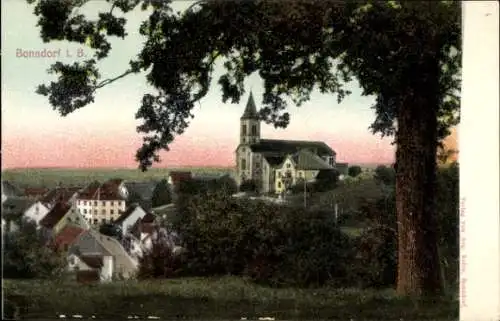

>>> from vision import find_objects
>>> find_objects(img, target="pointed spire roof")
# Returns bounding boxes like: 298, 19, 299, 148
240, 91, 259, 120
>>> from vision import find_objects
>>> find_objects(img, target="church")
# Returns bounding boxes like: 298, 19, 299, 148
235, 92, 338, 194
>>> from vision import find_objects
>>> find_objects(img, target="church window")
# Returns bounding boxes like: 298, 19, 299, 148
251, 125, 257, 135
286, 163, 291, 169
277, 181, 282, 189
241, 124, 247, 136
255, 162, 260, 169
241, 159, 247, 170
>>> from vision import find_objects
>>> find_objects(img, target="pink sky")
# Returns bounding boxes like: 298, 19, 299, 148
2, 130, 396, 169
2, 0, 398, 170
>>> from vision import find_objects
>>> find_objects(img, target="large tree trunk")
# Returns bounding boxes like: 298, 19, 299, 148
395, 58, 444, 296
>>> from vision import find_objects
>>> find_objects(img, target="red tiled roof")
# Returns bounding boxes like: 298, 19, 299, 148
169, 171, 192, 184
77, 179, 125, 201
24, 187, 49, 198
39, 202, 72, 229
79, 254, 104, 269
53, 225, 85, 251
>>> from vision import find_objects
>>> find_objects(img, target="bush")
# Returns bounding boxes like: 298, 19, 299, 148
3, 220, 67, 279
239, 179, 258, 193
176, 193, 355, 287
353, 226, 397, 288
152, 179, 172, 207
348, 166, 362, 178
137, 232, 184, 279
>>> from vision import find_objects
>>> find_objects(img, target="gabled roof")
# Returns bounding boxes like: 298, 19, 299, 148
241, 91, 259, 120
114, 203, 144, 225
24, 187, 49, 198
2, 181, 24, 197
41, 187, 80, 206
53, 225, 85, 251
291, 149, 334, 170
335, 162, 349, 174
264, 155, 286, 167
78, 179, 125, 201
124, 181, 157, 200
39, 202, 72, 229
250, 139, 335, 156
2, 197, 35, 217
168, 171, 192, 185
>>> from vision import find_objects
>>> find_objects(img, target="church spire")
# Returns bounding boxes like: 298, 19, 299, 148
240, 91, 259, 120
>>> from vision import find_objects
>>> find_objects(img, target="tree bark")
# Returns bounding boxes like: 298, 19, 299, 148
395, 57, 444, 296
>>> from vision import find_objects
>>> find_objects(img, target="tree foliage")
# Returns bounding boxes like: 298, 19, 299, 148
151, 179, 172, 207
3, 219, 67, 279
348, 166, 363, 178
28, 0, 461, 296
28, 0, 459, 170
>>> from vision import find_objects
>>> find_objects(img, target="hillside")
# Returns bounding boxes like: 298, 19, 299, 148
1, 167, 236, 188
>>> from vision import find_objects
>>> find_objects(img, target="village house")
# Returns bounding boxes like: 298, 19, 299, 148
40, 187, 81, 209
235, 92, 338, 194
69, 229, 138, 279
1, 197, 36, 233
1, 181, 24, 204
113, 203, 148, 237
67, 253, 114, 283
39, 201, 89, 238
76, 179, 128, 225
124, 181, 158, 211
23, 187, 50, 199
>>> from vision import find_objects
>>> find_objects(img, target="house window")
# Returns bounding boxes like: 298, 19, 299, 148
241, 159, 246, 170
286, 163, 291, 168
94, 209, 98, 214
102, 209, 106, 214
251, 124, 257, 135
255, 162, 260, 169
83, 209, 87, 214
93, 219, 98, 225
298, 172, 303, 178
102, 201, 106, 206
278, 172, 282, 178
242, 137, 246, 143
111, 201, 114, 206
94, 201, 98, 206
110, 209, 114, 215
278, 181, 282, 189
241, 124, 247, 136
84, 201, 87, 206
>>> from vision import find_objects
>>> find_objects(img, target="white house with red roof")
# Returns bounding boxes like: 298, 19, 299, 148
75, 179, 128, 225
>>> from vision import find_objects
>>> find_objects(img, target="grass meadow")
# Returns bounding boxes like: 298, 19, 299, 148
4, 277, 458, 320
1, 167, 236, 188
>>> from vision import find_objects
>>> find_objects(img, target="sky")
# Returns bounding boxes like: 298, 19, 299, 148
2, 0, 405, 169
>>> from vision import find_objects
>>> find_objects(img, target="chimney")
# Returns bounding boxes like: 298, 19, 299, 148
101, 256, 113, 282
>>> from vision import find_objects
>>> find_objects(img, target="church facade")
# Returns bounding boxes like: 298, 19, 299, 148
235, 92, 337, 194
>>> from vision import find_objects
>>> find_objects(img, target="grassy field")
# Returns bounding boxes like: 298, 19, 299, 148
4, 277, 458, 320
2, 167, 235, 189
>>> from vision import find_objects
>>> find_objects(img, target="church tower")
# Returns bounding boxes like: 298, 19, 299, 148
236, 91, 261, 189
240, 91, 260, 144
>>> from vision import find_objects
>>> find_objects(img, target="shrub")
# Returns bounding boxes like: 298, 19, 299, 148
353, 226, 397, 288
177, 193, 355, 287
152, 179, 173, 207
239, 179, 258, 193
348, 166, 362, 177
3, 220, 67, 279
136, 237, 184, 279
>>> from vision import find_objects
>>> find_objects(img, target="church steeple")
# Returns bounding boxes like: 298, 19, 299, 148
240, 91, 259, 120
239, 91, 261, 145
